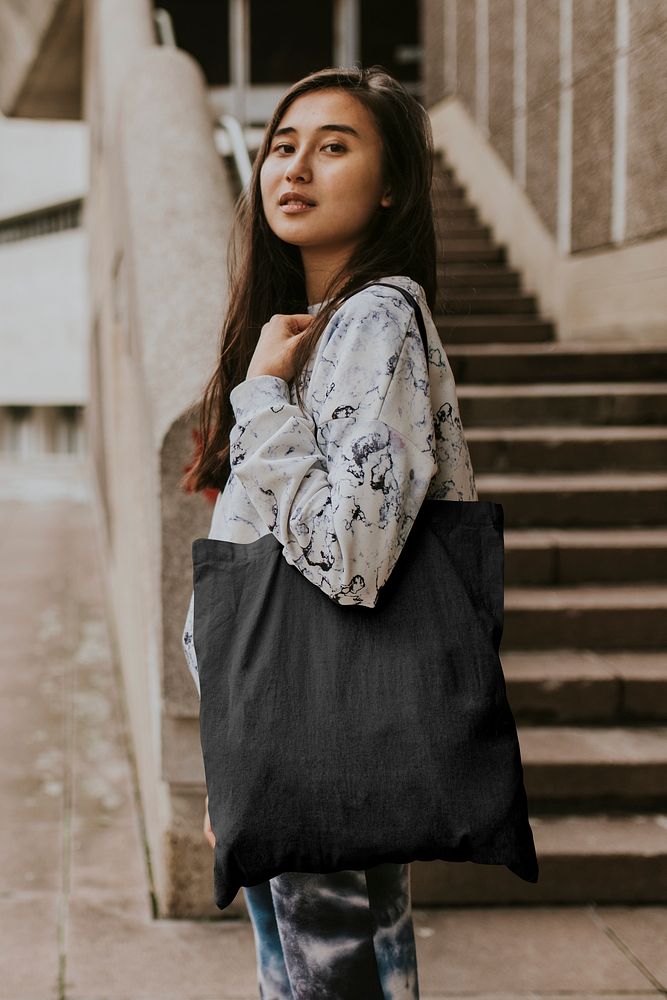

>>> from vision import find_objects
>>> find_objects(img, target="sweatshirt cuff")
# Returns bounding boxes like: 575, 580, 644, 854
229, 375, 291, 420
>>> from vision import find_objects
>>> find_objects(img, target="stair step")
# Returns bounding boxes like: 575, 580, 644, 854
438, 314, 554, 340
438, 265, 522, 288
466, 425, 667, 472
440, 223, 492, 240
412, 813, 667, 903
459, 381, 667, 422
433, 181, 467, 199
433, 167, 457, 184
431, 187, 468, 207
441, 244, 506, 262
503, 525, 667, 584
446, 340, 667, 382
476, 470, 667, 526
440, 238, 505, 252
435, 206, 478, 224
517, 724, 667, 807
437, 291, 537, 314
432, 159, 458, 179
438, 317, 554, 343
501, 583, 667, 649
437, 196, 473, 212
502, 650, 667, 723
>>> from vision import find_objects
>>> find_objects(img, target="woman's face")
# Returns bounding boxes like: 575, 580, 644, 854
260, 88, 391, 257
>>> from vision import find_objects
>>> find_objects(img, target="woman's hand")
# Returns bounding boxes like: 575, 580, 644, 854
246, 313, 314, 382
203, 794, 215, 849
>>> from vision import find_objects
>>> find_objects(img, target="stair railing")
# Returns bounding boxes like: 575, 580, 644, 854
153, 7, 176, 47
216, 113, 254, 191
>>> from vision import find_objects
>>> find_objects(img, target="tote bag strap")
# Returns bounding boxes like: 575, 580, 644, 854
350, 280, 429, 361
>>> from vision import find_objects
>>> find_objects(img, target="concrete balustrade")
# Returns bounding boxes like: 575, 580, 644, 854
86, 0, 240, 915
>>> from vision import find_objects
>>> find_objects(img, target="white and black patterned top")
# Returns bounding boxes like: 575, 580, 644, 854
182, 275, 478, 696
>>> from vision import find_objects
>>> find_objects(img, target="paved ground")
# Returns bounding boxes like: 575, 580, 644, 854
0, 456, 665, 1000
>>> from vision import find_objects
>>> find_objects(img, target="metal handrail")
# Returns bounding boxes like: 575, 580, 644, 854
217, 113, 254, 190
153, 7, 176, 46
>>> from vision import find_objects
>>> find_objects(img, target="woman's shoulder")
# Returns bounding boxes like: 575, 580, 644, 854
308, 275, 428, 405
339, 274, 425, 313
323, 275, 426, 340
317, 275, 419, 352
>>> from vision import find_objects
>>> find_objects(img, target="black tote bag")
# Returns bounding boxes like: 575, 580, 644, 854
192, 282, 539, 910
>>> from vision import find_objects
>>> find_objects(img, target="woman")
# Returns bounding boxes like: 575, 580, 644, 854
182, 65, 477, 1000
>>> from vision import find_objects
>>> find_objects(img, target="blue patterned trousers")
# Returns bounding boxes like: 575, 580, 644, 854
243, 863, 420, 999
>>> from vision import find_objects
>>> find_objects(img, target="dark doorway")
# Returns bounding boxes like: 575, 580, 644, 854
156, 0, 230, 85
361, 0, 420, 85
250, 0, 334, 83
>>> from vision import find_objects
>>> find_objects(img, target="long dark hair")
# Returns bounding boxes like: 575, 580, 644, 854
181, 64, 437, 494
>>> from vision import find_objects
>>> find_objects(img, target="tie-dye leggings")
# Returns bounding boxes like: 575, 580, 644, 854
242, 862, 420, 999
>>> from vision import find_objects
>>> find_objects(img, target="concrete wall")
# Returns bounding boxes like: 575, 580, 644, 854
0, 117, 89, 409
0, 229, 88, 405
0, 117, 87, 217
421, 0, 667, 342
84, 0, 241, 916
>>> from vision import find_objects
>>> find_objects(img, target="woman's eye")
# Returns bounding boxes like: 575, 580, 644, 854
272, 142, 346, 154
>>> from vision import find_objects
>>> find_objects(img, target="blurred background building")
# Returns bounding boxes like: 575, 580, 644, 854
1, 0, 666, 922
0, 116, 87, 456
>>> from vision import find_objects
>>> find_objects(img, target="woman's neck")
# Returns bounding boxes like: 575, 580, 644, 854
302, 244, 354, 307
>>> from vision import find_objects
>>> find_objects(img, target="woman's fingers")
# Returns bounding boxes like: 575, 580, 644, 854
288, 313, 315, 334
247, 312, 315, 381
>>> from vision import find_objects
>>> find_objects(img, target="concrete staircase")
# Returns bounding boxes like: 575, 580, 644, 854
419, 150, 667, 904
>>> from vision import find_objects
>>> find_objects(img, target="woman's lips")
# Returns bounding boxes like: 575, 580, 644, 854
279, 201, 317, 214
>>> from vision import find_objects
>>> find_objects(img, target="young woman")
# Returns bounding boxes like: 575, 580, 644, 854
182, 65, 477, 1000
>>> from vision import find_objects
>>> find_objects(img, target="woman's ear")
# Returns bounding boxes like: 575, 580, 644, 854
380, 188, 392, 208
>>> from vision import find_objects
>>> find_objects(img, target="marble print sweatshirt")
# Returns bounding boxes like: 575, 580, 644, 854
182, 274, 478, 697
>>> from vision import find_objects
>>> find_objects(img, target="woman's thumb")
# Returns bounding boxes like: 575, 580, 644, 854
290, 313, 315, 334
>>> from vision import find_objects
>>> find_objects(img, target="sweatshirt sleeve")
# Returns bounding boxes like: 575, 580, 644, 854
182, 590, 200, 698
227, 285, 438, 608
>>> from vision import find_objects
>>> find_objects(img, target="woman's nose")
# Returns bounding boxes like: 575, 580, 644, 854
286, 156, 311, 182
